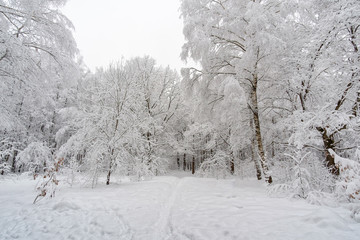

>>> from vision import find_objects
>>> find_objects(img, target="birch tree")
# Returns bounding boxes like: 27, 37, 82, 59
180, 0, 286, 183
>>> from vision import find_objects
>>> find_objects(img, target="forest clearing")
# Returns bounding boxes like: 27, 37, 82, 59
1, 172, 359, 240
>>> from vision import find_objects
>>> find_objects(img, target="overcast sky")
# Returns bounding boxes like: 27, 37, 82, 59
62, 0, 185, 72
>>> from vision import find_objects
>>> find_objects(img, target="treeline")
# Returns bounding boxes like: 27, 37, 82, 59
178, 0, 360, 201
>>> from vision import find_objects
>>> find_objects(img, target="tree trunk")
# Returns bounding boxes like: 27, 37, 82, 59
317, 127, 339, 175
230, 157, 235, 175
11, 150, 18, 173
192, 155, 195, 174
177, 152, 180, 169
353, 90, 360, 117
250, 118, 262, 180
106, 169, 111, 185
183, 152, 186, 171
106, 156, 113, 185
146, 131, 152, 166
251, 73, 272, 184
106, 149, 115, 185
229, 150, 235, 175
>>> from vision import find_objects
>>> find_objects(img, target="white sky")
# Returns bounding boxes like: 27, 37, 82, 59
62, 0, 185, 72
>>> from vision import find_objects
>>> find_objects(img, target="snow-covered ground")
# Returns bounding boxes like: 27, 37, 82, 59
1, 173, 359, 240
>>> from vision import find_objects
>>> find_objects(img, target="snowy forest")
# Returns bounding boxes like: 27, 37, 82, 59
1, 0, 360, 239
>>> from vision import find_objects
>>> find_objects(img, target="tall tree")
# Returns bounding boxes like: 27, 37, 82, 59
180, 0, 287, 183
0, 0, 80, 173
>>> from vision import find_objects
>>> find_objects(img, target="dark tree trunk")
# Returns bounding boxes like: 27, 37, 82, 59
183, 152, 186, 171
106, 157, 113, 185
230, 159, 235, 175
177, 153, 180, 169
230, 151, 235, 175
353, 91, 360, 117
106, 170, 111, 185
146, 131, 152, 167
317, 127, 339, 175
192, 155, 195, 174
12, 150, 18, 173
106, 149, 115, 185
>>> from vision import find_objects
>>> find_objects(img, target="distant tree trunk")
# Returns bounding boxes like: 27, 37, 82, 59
106, 170, 111, 185
230, 159, 235, 175
192, 135, 195, 174
183, 151, 186, 171
177, 152, 180, 169
192, 155, 195, 174
250, 70, 272, 184
11, 150, 18, 173
230, 151, 235, 175
146, 131, 152, 167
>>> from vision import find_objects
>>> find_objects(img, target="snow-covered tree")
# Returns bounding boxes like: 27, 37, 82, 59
58, 61, 143, 186
180, 0, 289, 183
58, 57, 181, 185
0, 0, 80, 173
16, 142, 53, 176
129, 57, 181, 176
279, 0, 360, 174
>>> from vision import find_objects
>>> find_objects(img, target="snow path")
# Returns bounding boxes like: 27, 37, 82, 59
0, 175, 359, 240
152, 177, 181, 239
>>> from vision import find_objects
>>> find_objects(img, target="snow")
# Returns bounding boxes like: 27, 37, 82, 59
1, 174, 359, 240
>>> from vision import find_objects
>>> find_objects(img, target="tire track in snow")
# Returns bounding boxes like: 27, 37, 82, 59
152, 177, 186, 240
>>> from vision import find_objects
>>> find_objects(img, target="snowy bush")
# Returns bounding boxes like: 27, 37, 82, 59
328, 149, 360, 202
286, 152, 312, 198
267, 184, 294, 198
86, 149, 107, 188
269, 150, 334, 200
132, 158, 155, 181
59, 155, 83, 187
269, 151, 311, 198
197, 150, 230, 179
347, 203, 360, 223
306, 191, 338, 207
33, 158, 64, 204
16, 142, 53, 177
0, 162, 11, 175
